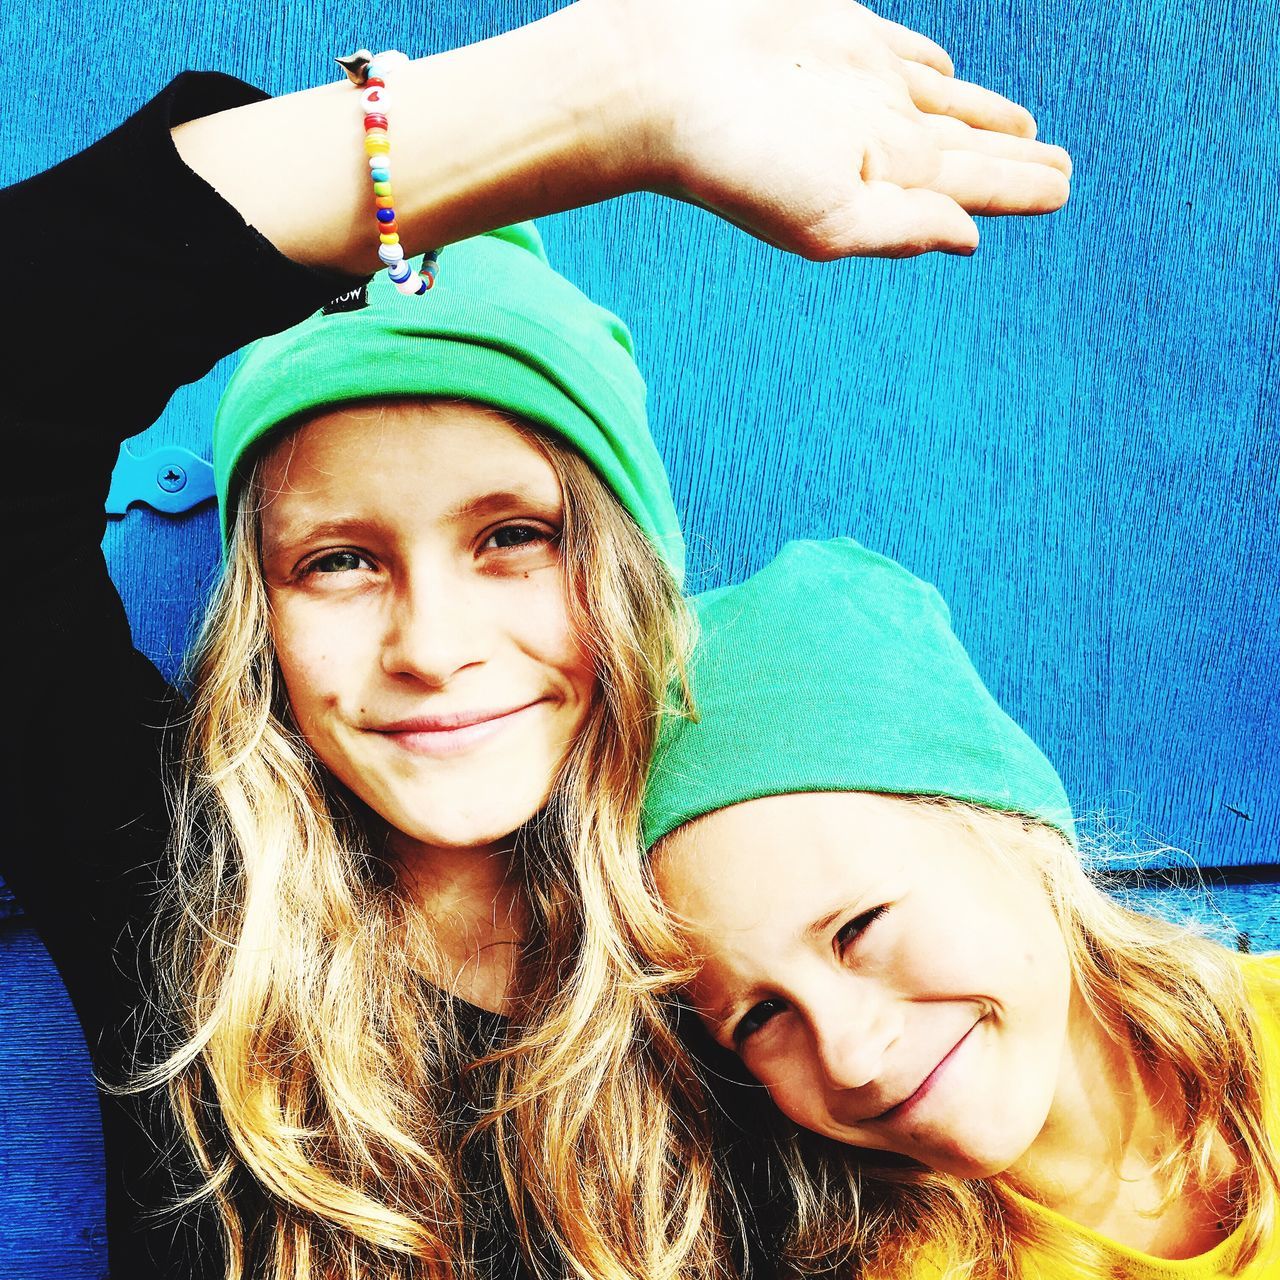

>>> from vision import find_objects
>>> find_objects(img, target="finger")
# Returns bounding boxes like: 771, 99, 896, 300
928, 114, 1072, 177
901, 62, 1039, 139
835, 182, 979, 258
872, 16, 955, 78
927, 151, 1070, 216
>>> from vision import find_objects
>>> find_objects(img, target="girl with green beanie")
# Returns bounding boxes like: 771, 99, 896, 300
1, 3, 1072, 1279
644, 539, 1279, 1279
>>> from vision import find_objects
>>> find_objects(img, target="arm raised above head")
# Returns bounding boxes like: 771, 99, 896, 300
174, 0, 1072, 271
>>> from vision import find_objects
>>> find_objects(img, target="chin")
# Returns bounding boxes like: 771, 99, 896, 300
928, 1152, 1013, 1180
391, 814, 513, 852
921, 1131, 1032, 1181
393, 793, 550, 852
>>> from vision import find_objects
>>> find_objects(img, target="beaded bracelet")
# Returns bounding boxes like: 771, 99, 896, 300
337, 48, 441, 296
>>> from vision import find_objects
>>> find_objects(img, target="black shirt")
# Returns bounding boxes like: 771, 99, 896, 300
0, 72, 788, 1280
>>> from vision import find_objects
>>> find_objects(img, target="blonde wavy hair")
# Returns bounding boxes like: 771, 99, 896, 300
723, 799, 1280, 1279
138, 407, 731, 1280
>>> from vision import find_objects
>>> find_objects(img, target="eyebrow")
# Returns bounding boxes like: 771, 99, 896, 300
261, 516, 379, 558
443, 487, 562, 523
708, 997, 747, 1042
261, 487, 562, 555
806, 901, 855, 941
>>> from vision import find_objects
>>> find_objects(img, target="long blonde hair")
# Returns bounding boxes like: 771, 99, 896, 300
140, 408, 730, 1280
756, 800, 1280, 1278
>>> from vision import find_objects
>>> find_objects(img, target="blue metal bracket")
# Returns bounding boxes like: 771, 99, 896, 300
105, 444, 216, 517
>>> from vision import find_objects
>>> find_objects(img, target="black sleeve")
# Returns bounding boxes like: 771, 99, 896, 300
0, 72, 363, 1042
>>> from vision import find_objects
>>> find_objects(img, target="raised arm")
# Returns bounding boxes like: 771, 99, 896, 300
175, 0, 1071, 269
0, 73, 359, 1008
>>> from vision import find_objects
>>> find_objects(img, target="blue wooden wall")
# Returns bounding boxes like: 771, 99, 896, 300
0, 0, 1275, 1273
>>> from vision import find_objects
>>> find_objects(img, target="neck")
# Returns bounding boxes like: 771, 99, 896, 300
1009, 985, 1235, 1258
388, 831, 527, 1015
1013, 986, 1161, 1200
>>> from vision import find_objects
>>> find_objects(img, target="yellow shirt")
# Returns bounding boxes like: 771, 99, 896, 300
1007, 954, 1280, 1280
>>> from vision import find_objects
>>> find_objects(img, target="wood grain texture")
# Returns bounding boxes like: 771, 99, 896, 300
0, 925, 108, 1278
0, 0, 1274, 1273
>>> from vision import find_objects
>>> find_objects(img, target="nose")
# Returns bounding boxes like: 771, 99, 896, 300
809, 991, 900, 1093
379, 562, 490, 686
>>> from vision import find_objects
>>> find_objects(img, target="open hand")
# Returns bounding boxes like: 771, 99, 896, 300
623, 0, 1071, 257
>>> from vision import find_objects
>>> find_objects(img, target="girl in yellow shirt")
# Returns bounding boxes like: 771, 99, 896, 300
642, 540, 1280, 1279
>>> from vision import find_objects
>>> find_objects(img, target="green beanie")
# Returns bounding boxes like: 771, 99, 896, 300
642, 538, 1074, 847
213, 224, 684, 580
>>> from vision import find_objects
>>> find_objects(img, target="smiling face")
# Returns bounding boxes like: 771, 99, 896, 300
256, 401, 597, 858
653, 791, 1074, 1179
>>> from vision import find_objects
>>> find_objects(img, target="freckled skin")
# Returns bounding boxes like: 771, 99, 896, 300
654, 792, 1073, 1179
257, 402, 597, 860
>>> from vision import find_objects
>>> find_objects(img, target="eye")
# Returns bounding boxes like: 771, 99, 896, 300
481, 522, 558, 552
835, 904, 888, 956
301, 549, 375, 575
733, 997, 788, 1046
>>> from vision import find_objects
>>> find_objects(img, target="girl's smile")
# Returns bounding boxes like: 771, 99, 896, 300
258, 400, 597, 858
653, 789, 1073, 1179
369, 701, 550, 757
860, 1013, 984, 1126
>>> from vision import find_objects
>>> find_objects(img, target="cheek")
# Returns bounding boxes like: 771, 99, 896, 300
270, 600, 370, 722
759, 1058, 832, 1133
983, 879, 1071, 1013
506, 573, 596, 695
747, 1037, 827, 1127
901, 868, 1059, 995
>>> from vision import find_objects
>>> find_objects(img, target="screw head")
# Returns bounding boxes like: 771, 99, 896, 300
157, 464, 187, 493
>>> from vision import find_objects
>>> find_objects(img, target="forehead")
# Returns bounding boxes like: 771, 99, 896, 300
655, 792, 909, 935
256, 400, 561, 524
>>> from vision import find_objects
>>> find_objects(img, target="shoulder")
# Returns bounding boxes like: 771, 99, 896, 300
1236, 953, 1280, 1096
1238, 952, 1280, 1016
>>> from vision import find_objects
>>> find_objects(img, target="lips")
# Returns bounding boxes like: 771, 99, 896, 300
369, 700, 544, 757
376, 703, 539, 733
864, 1018, 983, 1124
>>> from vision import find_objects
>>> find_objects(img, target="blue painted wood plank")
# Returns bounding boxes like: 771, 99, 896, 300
1124, 876, 1280, 957
1, 0, 1270, 866
0, 925, 107, 1278
0, 1, 1275, 1275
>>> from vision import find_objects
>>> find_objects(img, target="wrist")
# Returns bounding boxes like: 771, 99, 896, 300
172, 2, 675, 275
383, 2, 664, 247
565, 0, 673, 194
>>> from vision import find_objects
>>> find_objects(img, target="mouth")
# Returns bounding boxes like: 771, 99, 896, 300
865, 1017, 983, 1125
370, 700, 544, 757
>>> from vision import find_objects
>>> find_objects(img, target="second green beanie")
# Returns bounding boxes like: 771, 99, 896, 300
643, 539, 1075, 847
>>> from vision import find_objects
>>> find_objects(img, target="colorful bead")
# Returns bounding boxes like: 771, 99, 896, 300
348, 49, 439, 298
368, 51, 408, 79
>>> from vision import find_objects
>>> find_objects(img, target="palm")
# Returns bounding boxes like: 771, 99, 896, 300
642, 0, 1071, 258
